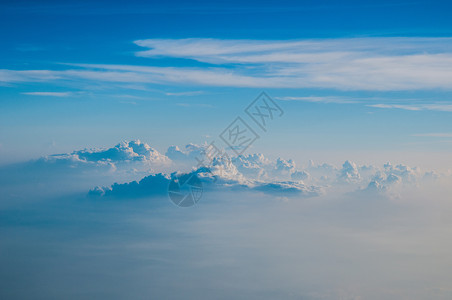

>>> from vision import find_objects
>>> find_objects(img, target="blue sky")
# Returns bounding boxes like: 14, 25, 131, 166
1, 0, 452, 167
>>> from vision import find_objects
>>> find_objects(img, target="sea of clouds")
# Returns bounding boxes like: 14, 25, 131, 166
1, 140, 452, 299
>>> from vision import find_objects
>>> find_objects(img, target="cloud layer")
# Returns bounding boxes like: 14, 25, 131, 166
0, 139, 444, 201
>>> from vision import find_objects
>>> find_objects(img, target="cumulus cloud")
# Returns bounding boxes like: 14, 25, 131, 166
90, 164, 321, 199
338, 160, 361, 182
291, 170, 310, 181
89, 147, 326, 199
85, 141, 442, 200
0, 140, 172, 200
73, 140, 169, 164
17, 139, 429, 197
32, 140, 170, 176
254, 181, 320, 196
89, 173, 171, 198
231, 154, 270, 179
165, 143, 206, 162
355, 162, 423, 196
365, 172, 401, 193
274, 157, 296, 175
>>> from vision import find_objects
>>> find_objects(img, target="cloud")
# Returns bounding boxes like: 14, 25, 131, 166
73, 140, 169, 164
338, 160, 361, 183
291, 170, 310, 181
31, 140, 170, 174
132, 37, 452, 90
175, 102, 213, 108
278, 96, 452, 113
231, 154, 270, 179
273, 157, 296, 178
89, 149, 324, 199
90, 164, 321, 199
86, 141, 442, 200
3, 37, 452, 91
0, 66, 281, 88
0, 140, 442, 201
276, 96, 358, 104
21, 91, 73, 97
133, 37, 452, 63
165, 91, 204, 96
89, 173, 171, 198
365, 172, 401, 193
359, 162, 422, 195
254, 181, 320, 196
0, 140, 172, 200
368, 103, 452, 112
165, 143, 207, 162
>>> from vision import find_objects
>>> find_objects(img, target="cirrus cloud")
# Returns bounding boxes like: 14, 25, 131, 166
2, 37, 452, 91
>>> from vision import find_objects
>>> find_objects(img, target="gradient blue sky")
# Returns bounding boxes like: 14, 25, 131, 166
1, 0, 452, 168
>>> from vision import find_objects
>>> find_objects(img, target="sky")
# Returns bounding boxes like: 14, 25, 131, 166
1, 0, 452, 168
2, 1, 452, 299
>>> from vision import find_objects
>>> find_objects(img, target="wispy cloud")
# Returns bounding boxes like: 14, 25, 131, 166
22, 91, 73, 97
133, 37, 452, 63
368, 104, 423, 111
3, 37, 452, 91
276, 96, 358, 104
278, 96, 452, 113
175, 102, 213, 108
369, 103, 452, 112
165, 91, 204, 96
132, 37, 452, 90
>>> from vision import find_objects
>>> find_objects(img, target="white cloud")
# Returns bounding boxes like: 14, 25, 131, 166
338, 160, 361, 182
86, 141, 442, 199
133, 37, 452, 63
291, 170, 310, 181
22, 91, 73, 97
165, 91, 204, 96
89, 173, 171, 198
91, 162, 321, 199
132, 37, 452, 90
165, 143, 207, 162
276, 96, 358, 104
369, 103, 452, 112
278, 96, 452, 112
232, 154, 270, 179
74, 140, 169, 163
0, 140, 172, 199
254, 180, 321, 196
3, 37, 452, 91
